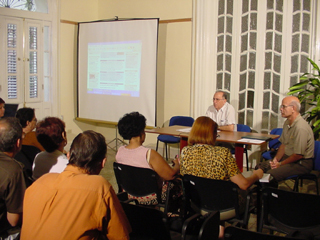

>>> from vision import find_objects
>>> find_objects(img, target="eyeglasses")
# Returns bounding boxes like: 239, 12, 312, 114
280, 105, 293, 109
213, 98, 225, 101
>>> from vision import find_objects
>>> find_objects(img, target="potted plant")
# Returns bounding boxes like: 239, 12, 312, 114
288, 58, 320, 140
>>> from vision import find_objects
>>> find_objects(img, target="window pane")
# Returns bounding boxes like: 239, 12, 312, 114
29, 76, 38, 98
29, 27, 37, 50
44, 77, 50, 102
8, 76, 17, 99
0, 0, 48, 13
8, 50, 17, 73
30, 52, 37, 74
7, 24, 17, 48
263, 92, 270, 109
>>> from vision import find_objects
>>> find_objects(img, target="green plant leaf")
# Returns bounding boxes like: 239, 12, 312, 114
308, 58, 320, 73
289, 81, 309, 90
288, 89, 304, 95
288, 58, 320, 139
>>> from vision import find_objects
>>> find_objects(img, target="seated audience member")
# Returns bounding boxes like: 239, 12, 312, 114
21, 130, 131, 240
0, 98, 5, 118
206, 91, 236, 131
180, 116, 263, 238
180, 116, 263, 190
116, 112, 180, 204
32, 117, 68, 180
0, 117, 26, 240
256, 96, 314, 182
14, 108, 42, 181
15, 107, 44, 151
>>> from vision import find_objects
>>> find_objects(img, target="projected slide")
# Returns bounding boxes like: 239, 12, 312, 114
87, 40, 142, 97
77, 19, 158, 126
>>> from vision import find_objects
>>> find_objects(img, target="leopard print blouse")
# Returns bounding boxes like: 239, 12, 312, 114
180, 144, 240, 180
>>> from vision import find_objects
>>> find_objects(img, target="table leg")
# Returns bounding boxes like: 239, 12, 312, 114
180, 137, 188, 153
235, 144, 244, 172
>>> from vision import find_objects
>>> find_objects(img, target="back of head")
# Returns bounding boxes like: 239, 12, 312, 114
36, 117, 66, 152
0, 98, 5, 104
0, 117, 22, 152
118, 111, 146, 140
188, 116, 217, 146
68, 130, 107, 174
15, 107, 35, 128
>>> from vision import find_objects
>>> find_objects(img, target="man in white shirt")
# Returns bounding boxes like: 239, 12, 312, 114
206, 91, 236, 131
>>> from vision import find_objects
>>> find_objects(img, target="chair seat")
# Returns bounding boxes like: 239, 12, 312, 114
261, 151, 274, 160
157, 134, 180, 144
284, 140, 320, 195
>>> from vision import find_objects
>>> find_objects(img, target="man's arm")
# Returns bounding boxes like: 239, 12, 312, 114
222, 103, 236, 132
7, 212, 21, 227
273, 144, 285, 162
218, 124, 234, 132
271, 144, 303, 169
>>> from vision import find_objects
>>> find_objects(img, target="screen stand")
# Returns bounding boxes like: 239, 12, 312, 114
107, 125, 127, 152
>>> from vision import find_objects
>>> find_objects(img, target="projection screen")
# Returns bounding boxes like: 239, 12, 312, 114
77, 19, 158, 127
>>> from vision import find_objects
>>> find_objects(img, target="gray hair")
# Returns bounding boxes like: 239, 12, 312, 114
215, 90, 228, 100
0, 117, 22, 152
290, 100, 301, 112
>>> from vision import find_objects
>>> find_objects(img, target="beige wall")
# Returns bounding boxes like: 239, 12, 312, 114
59, 0, 192, 150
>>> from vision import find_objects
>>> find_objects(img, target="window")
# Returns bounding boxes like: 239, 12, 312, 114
0, 0, 57, 119
0, 0, 48, 13
192, 0, 316, 133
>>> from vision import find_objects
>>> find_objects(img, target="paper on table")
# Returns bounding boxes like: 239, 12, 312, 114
242, 171, 271, 183
237, 138, 265, 144
177, 128, 192, 132
260, 173, 271, 182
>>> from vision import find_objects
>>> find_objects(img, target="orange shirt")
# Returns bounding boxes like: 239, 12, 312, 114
21, 165, 131, 240
22, 131, 45, 151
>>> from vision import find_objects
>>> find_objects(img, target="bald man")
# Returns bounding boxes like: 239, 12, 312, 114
257, 96, 314, 181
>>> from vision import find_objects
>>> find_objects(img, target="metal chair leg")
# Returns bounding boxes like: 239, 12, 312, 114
164, 143, 168, 160
245, 149, 249, 171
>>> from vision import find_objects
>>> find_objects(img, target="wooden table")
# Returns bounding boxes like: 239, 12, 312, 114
146, 125, 280, 172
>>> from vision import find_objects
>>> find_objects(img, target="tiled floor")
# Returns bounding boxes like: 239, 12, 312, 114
100, 147, 319, 234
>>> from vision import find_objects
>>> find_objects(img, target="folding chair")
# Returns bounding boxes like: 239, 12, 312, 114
182, 174, 255, 229
121, 201, 220, 240
258, 187, 320, 238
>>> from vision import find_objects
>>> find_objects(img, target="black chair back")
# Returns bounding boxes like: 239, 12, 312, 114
121, 202, 172, 240
121, 201, 220, 240
113, 162, 162, 203
260, 187, 320, 236
183, 174, 239, 214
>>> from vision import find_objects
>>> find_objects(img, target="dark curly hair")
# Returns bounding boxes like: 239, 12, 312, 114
15, 108, 35, 128
118, 112, 146, 140
36, 117, 66, 153
68, 130, 107, 174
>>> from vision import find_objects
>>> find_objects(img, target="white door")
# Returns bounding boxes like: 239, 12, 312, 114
0, 16, 52, 120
